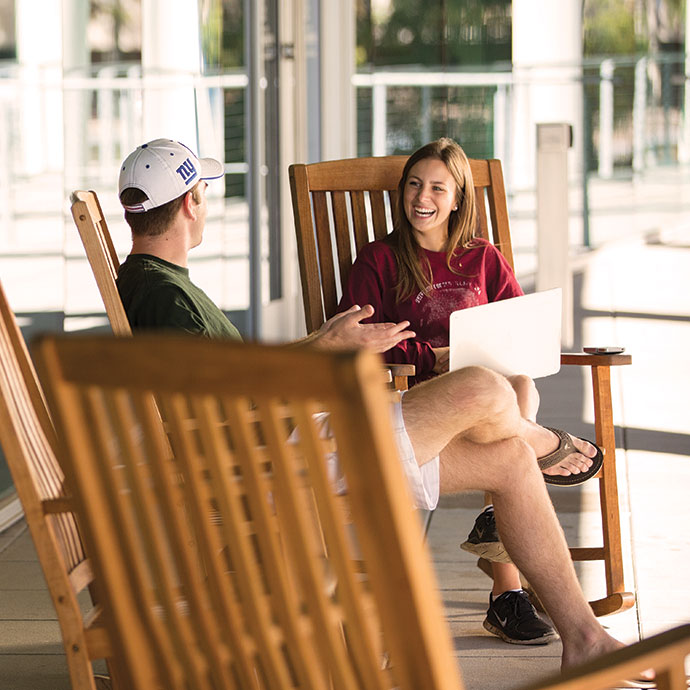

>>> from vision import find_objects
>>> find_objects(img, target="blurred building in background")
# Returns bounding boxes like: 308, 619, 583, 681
0, 0, 688, 521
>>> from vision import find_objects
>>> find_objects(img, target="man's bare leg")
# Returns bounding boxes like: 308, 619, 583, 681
494, 375, 539, 597
401, 369, 635, 669
402, 366, 524, 461
403, 366, 597, 475
436, 436, 624, 668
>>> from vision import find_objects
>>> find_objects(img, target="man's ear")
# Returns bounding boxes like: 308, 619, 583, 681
181, 190, 196, 220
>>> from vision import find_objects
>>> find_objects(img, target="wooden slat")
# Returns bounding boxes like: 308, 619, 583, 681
389, 188, 400, 217
312, 191, 339, 321
331, 191, 354, 305
42, 496, 75, 514
301, 156, 408, 191
485, 159, 514, 268
289, 164, 326, 332
370, 189, 389, 240
289, 400, 389, 690
98, 389, 188, 689
190, 396, 272, 687
350, 190, 370, 253
163, 394, 258, 688
568, 547, 605, 561
262, 398, 362, 689
82, 608, 113, 659
143, 393, 236, 689
474, 187, 490, 241
70, 191, 131, 336
220, 396, 308, 688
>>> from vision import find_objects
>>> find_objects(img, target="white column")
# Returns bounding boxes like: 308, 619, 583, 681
598, 59, 614, 179
536, 123, 573, 348
15, 0, 63, 174
493, 84, 509, 186
371, 81, 387, 156
511, 0, 582, 190
141, 0, 202, 147
320, 0, 355, 160
632, 57, 648, 173
62, 0, 90, 190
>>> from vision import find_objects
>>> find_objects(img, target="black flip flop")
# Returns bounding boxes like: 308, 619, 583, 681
538, 427, 604, 487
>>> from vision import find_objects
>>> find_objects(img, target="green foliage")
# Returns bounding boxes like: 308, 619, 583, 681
220, 0, 244, 69
357, 0, 511, 68
201, 0, 223, 69
583, 0, 640, 55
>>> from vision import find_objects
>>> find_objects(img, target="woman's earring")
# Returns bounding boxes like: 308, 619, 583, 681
453, 206, 458, 211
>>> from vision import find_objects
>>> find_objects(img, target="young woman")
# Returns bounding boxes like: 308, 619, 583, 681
338, 138, 599, 646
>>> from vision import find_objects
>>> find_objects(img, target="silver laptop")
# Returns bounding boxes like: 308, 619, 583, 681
449, 288, 562, 379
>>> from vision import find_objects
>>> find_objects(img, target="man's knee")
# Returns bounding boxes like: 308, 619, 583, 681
491, 437, 539, 484
509, 373, 535, 395
448, 365, 516, 415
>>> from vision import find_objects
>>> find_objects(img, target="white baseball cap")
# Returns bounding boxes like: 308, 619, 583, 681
119, 138, 224, 213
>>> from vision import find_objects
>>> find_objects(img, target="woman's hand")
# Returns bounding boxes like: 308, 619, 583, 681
432, 346, 450, 374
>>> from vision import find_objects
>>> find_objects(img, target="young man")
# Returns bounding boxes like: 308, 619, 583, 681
117, 138, 412, 351
115, 139, 650, 681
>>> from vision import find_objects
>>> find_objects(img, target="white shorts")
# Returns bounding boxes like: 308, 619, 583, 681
310, 394, 440, 512
391, 391, 440, 511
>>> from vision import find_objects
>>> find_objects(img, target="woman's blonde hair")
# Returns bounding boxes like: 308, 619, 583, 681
386, 137, 478, 302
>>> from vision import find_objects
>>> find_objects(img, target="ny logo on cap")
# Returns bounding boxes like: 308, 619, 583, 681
176, 158, 198, 185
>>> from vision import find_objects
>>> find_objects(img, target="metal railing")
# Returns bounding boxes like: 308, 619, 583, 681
354, 53, 689, 193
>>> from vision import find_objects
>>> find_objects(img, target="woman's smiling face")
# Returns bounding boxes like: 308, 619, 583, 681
402, 157, 458, 250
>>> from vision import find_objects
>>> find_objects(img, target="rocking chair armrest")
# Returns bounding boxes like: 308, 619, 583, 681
386, 363, 415, 392
561, 352, 632, 367
387, 363, 416, 378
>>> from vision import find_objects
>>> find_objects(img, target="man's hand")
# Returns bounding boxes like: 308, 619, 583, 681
312, 304, 415, 353
431, 346, 450, 374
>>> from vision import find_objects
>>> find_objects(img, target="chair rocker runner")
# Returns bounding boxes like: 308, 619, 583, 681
35, 333, 690, 690
289, 154, 634, 617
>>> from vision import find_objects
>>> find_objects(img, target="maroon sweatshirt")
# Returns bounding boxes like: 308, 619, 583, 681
338, 238, 523, 384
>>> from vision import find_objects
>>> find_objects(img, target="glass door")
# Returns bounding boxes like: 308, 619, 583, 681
199, 0, 301, 341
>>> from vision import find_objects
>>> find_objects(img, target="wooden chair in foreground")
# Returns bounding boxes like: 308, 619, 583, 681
289, 155, 634, 616
0, 280, 120, 689
35, 333, 689, 690
70, 190, 131, 336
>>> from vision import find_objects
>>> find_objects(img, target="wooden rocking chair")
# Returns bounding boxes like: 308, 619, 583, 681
35, 332, 689, 690
0, 279, 121, 689
289, 155, 634, 616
